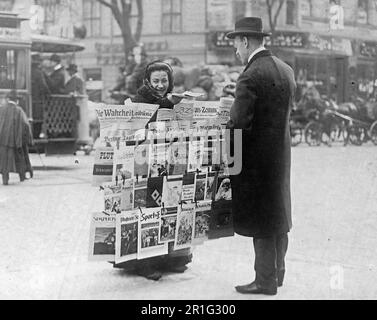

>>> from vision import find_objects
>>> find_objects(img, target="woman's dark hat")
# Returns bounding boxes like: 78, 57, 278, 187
226, 17, 271, 39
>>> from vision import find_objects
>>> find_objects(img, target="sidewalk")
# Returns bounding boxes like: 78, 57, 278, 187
0, 146, 377, 299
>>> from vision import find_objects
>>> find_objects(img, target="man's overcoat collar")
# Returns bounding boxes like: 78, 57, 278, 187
243, 49, 273, 72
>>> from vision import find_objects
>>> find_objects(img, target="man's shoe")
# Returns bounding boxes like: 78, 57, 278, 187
235, 282, 277, 295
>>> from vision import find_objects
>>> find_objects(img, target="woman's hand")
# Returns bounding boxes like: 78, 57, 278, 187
167, 93, 184, 105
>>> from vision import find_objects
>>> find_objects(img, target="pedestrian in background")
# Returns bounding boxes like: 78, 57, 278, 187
126, 45, 149, 96
64, 64, 85, 95
46, 54, 65, 94
31, 53, 50, 139
226, 17, 296, 295
0, 91, 33, 185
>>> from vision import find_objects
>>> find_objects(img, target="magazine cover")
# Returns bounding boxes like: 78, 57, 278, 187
181, 172, 196, 202
138, 207, 168, 259
188, 138, 204, 172
156, 108, 174, 122
112, 145, 135, 185
120, 179, 134, 211
214, 175, 232, 202
205, 171, 216, 201
218, 97, 233, 124
174, 202, 195, 250
134, 142, 150, 178
88, 212, 117, 261
161, 175, 183, 208
148, 121, 168, 140
159, 207, 178, 243
92, 147, 114, 186
103, 183, 122, 214
115, 210, 139, 264
202, 133, 222, 167
193, 200, 212, 245
146, 176, 164, 208
167, 141, 188, 175
134, 177, 148, 209
173, 99, 194, 121
149, 143, 169, 178
194, 173, 206, 201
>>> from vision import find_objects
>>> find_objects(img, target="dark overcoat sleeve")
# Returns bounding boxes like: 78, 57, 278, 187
227, 71, 258, 130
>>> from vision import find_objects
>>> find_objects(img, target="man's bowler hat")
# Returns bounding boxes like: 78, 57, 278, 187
226, 17, 271, 39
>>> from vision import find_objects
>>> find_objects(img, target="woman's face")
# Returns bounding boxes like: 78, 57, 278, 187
150, 70, 169, 97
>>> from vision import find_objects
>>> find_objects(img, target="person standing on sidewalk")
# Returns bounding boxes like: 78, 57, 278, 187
113, 61, 189, 281
226, 17, 296, 295
0, 91, 33, 185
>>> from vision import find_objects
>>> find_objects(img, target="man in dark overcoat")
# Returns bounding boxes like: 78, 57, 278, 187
46, 54, 65, 94
226, 17, 296, 295
64, 64, 85, 95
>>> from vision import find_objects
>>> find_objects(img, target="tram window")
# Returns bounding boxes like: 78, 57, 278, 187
0, 48, 27, 90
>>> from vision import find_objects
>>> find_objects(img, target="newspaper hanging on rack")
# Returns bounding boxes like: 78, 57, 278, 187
88, 212, 117, 261
138, 207, 168, 259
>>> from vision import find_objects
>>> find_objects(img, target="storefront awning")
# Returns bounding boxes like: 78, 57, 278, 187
31, 34, 85, 53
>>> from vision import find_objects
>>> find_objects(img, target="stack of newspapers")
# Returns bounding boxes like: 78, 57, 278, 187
88, 99, 234, 263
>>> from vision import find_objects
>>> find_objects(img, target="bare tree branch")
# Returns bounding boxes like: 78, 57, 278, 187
96, 0, 144, 58
97, 0, 113, 9
265, 0, 286, 35
134, 0, 143, 42
273, 0, 286, 28
266, 0, 275, 33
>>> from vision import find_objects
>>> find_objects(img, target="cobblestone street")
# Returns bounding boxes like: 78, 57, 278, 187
1, 144, 377, 300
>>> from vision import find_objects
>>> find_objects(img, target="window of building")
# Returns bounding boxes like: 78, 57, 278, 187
233, 0, 246, 22
43, 0, 56, 31
0, 0, 15, 11
295, 55, 328, 97
301, 0, 312, 17
357, 0, 369, 24
111, 0, 140, 37
162, 0, 182, 34
0, 48, 26, 90
286, 0, 297, 25
83, 0, 101, 37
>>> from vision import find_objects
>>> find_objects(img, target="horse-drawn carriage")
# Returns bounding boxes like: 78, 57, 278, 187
290, 86, 377, 147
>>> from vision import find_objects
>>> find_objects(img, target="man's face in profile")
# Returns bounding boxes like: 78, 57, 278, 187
234, 36, 248, 65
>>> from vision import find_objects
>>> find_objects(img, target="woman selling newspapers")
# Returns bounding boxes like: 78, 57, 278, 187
113, 60, 191, 281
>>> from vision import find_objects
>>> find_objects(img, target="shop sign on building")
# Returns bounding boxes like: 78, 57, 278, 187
265, 32, 306, 48
95, 41, 169, 65
207, 31, 234, 49
307, 34, 352, 56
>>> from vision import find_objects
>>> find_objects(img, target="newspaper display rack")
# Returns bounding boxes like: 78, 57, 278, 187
89, 98, 235, 262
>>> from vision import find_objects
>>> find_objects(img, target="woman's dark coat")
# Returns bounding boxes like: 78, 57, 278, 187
132, 84, 174, 124
227, 50, 296, 238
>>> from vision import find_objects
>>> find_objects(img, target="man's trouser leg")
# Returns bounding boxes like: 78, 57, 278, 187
253, 233, 288, 290
276, 233, 288, 286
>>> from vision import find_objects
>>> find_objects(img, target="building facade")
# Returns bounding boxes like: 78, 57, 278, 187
7, 0, 377, 102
